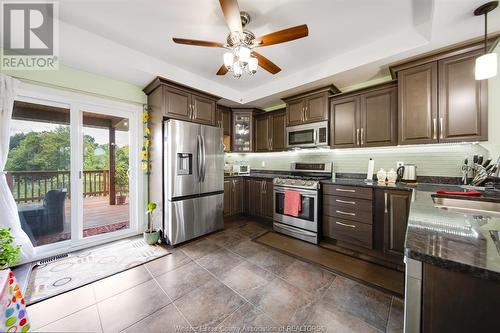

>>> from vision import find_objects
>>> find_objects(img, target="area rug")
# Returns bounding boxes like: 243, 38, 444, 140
254, 231, 404, 296
25, 236, 170, 305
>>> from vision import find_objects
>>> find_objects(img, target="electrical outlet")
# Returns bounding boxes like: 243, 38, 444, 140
397, 161, 404, 168
261, 161, 266, 167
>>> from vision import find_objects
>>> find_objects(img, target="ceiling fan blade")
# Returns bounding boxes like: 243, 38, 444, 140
216, 65, 229, 75
219, 0, 243, 34
254, 24, 309, 47
172, 38, 224, 47
252, 51, 281, 74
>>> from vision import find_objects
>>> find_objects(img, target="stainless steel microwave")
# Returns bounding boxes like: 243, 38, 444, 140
286, 121, 329, 149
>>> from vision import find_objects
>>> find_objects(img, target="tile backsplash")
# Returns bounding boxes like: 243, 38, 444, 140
225, 143, 491, 177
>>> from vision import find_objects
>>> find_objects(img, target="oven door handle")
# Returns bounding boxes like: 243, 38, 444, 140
273, 188, 318, 197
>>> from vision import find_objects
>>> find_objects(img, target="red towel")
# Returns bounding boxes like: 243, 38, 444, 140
284, 190, 302, 217
435, 190, 481, 197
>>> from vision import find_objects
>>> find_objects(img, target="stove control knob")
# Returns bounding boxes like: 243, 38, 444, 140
301, 180, 306, 186
307, 181, 313, 186
291, 180, 296, 185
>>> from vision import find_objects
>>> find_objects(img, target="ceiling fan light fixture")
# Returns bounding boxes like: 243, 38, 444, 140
475, 53, 498, 80
248, 56, 258, 73
223, 52, 234, 68
236, 45, 251, 65
233, 64, 243, 78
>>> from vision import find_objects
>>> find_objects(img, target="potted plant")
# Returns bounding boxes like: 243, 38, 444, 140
115, 168, 129, 205
0, 228, 21, 269
144, 202, 161, 245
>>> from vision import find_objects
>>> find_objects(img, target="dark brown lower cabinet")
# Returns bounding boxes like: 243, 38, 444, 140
381, 189, 412, 257
223, 178, 243, 216
422, 263, 500, 333
246, 179, 273, 219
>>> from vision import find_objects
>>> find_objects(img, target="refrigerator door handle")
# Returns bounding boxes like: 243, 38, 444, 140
201, 134, 207, 182
197, 134, 202, 182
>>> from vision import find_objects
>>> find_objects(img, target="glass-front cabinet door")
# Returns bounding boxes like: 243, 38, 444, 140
232, 111, 253, 152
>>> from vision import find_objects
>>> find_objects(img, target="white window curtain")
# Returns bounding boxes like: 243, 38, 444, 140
0, 74, 35, 262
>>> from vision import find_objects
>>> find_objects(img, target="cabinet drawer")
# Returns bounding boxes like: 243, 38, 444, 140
323, 185, 373, 200
323, 216, 373, 249
323, 195, 373, 212
323, 204, 373, 224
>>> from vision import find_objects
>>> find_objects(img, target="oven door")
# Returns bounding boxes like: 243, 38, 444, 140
273, 186, 318, 232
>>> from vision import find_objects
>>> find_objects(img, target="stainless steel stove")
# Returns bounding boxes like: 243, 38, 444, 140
273, 162, 332, 244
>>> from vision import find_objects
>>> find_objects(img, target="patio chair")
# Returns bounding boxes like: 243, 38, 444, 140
43, 189, 67, 234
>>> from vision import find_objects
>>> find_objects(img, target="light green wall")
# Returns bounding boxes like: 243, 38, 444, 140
1, 65, 147, 104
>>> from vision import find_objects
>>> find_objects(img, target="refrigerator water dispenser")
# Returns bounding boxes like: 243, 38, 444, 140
177, 153, 192, 175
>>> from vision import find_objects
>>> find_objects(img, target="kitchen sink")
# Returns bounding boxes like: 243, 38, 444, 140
432, 196, 500, 217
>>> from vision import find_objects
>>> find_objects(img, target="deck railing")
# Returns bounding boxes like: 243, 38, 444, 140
6, 170, 110, 203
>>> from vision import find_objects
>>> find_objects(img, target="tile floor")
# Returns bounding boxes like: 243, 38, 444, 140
27, 217, 404, 333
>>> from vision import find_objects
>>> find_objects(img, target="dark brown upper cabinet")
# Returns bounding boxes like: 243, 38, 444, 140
283, 85, 340, 127
438, 50, 488, 142
254, 110, 286, 152
392, 42, 489, 145
143, 77, 219, 126
330, 96, 360, 148
398, 63, 438, 144
217, 105, 232, 152
330, 83, 397, 149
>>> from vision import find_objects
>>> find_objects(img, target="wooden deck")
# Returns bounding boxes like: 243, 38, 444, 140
19, 196, 129, 247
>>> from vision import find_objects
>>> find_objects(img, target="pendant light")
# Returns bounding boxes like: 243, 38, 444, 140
474, 1, 498, 80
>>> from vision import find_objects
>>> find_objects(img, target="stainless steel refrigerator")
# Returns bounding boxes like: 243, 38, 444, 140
163, 119, 224, 245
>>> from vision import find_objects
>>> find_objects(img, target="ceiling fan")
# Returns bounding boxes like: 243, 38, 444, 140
172, 0, 309, 78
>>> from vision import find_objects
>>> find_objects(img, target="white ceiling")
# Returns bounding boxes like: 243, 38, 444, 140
56, 0, 500, 108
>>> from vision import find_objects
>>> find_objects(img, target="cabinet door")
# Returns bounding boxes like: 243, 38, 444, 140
271, 112, 286, 151
232, 179, 243, 214
305, 92, 328, 123
249, 180, 263, 216
255, 116, 271, 152
222, 110, 231, 136
286, 99, 305, 126
223, 180, 232, 216
330, 96, 360, 148
360, 86, 397, 147
191, 93, 216, 126
398, 62, 438, 144
261, 181, 274, 219
383, 190, 411, 257
164, 86, 191, 120
438, 50, 488, 142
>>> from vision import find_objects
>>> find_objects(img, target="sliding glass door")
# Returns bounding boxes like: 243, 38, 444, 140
81, 110, 132, 238
7, 93, 140, 258
6, 100, 73, 248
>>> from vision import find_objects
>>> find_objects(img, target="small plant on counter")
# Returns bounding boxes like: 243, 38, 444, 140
144, 202, 161, 245
0, 228, 21, 269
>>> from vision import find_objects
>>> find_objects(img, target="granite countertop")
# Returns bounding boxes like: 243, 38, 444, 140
404, 185, 500, 282
323, 178, 500, 282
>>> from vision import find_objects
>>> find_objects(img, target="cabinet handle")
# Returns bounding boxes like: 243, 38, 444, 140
336, 210, 356, 216
270, 138, 273, 150
433, 118, 437, 140
356, 129, 360, 145
335, 221, 356, 228
335, 188, 355, 193
301, 107, 305, 121
335, 199, 356, 205
439, 118, 443, 140
361, 128, 364, 145
384, 192, 388, 213
233, 180, 235, 192
305, 106, 308, 120
193, 104, 197, 119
